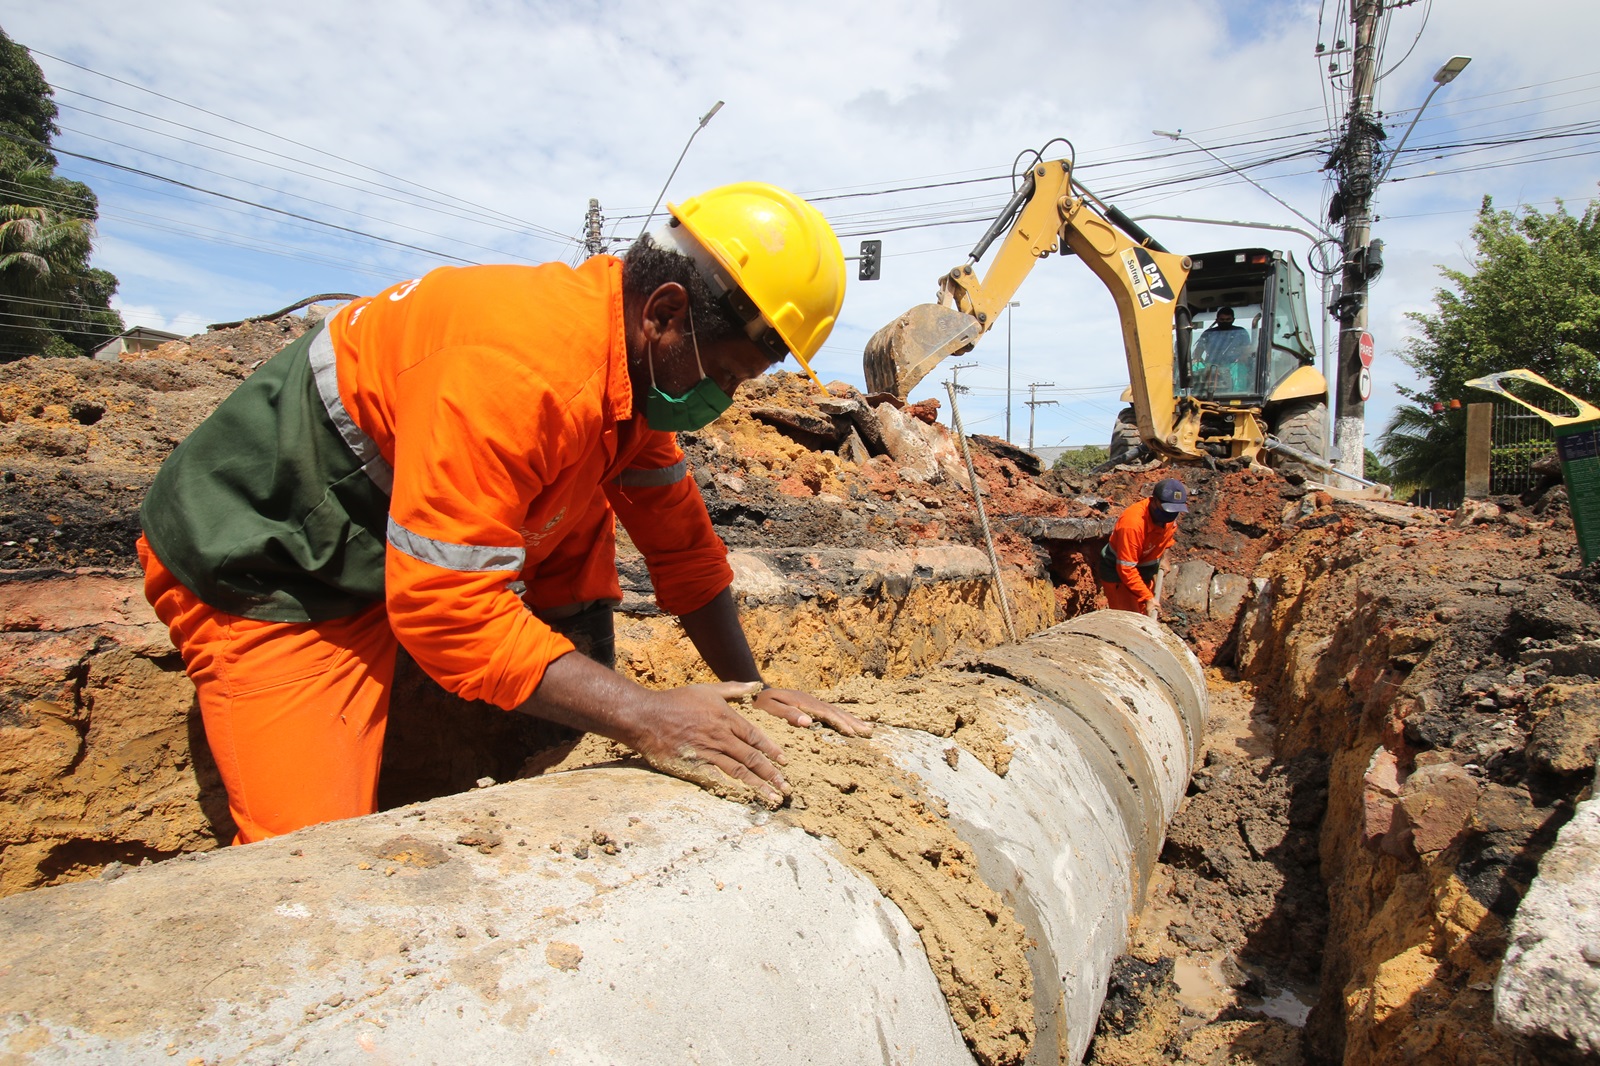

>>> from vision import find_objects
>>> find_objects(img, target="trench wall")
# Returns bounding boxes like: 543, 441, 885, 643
0, 546, 1056, 898
1234, 515, 1596, 1065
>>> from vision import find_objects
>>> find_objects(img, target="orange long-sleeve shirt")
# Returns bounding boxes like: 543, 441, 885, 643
143, 258, 732, 713
332, 260, 732, 709
1106, 498, 1176, 607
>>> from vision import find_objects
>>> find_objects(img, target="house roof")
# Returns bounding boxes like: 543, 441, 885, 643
92, 326, 186, 360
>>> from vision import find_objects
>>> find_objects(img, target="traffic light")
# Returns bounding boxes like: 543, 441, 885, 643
858, 239, 881, 281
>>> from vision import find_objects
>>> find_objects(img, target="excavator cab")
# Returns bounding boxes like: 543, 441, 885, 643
1134, 246, 1330, 464
1178, 248, 1319, 407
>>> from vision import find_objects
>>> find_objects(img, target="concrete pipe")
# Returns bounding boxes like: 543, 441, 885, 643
0, 612, 1204, 1065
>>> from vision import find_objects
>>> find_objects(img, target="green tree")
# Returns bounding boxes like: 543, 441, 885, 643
0, 27, 56, 160
1053, 444, 1108, 474
1363, 446, 1393, 484
1380, 196, 1600, 494
0, 27, 122, 360
1377, 405, 1464, 497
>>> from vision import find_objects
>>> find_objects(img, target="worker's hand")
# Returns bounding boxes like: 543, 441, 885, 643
629, 681, 791, 807
755, 686, 874, 737
1144, 601, 1161, 621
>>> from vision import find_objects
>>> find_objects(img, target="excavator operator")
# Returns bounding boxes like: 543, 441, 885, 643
1192, 306, 1252, 393
136, 181, 871, 844
1097, 478, 1189, 618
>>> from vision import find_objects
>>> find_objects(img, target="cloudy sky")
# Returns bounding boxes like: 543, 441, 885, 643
7, 0, 1598, 451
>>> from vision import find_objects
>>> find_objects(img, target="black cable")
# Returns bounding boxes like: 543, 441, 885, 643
51, 86, 554, 235
52, 99, 572, 247
28, 48, 552, 238
1375, 0, 1431, 83
1387, 144, 1600, 182
0, 173, 421, 281
0, 130, 479, 265
52, 120, 546, 263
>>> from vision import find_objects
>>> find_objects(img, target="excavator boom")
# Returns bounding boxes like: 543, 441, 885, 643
862, 157, 1201, 458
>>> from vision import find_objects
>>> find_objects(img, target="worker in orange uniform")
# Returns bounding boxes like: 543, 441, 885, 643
137, 182, 871, 844
1097, 478, 1189, 618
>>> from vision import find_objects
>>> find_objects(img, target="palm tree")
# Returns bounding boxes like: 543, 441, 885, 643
1377, 403, 1466, 502
0, 161, 100, 358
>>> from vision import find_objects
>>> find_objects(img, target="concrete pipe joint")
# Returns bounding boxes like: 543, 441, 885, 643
0, 612, 1205, 1066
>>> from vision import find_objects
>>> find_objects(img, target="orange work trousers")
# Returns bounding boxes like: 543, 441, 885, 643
139, 536, 398, 844
1099, 580, 1147, 614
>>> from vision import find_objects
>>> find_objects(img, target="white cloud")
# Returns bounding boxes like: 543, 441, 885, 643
8, 0, 1596, 450
113, 303, 210, 337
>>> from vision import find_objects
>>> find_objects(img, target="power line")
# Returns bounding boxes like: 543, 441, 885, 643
1, 130, 480, 265
50, 86, 552, 235
0, 171, 432, 281
52, 120, 547, 263
52, 98, 570, 248
27, 47, 549, 238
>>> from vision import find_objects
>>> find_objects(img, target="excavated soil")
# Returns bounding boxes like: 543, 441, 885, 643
0, 312, 1596, 1064
0, 318, 309, 570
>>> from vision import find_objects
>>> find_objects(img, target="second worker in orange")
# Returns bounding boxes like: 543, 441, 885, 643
1097, 477, 1189, 618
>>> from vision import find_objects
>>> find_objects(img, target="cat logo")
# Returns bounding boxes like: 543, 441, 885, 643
1120, 247, 1174, 309
521, 507, 567, 547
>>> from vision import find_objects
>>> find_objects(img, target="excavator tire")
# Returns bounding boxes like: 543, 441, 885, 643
1271, 400, 1328, 457
1108, 407, 1144, 465
1268, 400, 1329, 476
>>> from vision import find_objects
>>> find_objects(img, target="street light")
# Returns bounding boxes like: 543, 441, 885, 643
1005, 301, 1020, 442
1375, 56, 1471, 187
636, 100, 725, 241
1152, 129, 1333, 239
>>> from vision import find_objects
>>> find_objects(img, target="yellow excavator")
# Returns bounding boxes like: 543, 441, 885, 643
863, 155, 1330, 466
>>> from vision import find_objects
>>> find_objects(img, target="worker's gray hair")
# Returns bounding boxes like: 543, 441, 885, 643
622, 231, 743, 346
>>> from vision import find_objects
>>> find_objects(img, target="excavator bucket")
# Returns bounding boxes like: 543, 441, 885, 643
863, 304, 985, 399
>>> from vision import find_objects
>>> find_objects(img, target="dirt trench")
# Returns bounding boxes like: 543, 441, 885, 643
1086, 489, 1598, 1064
0, 315, 1595, 1063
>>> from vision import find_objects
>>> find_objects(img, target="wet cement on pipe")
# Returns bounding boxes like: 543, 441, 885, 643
532, 666, 1042, 1066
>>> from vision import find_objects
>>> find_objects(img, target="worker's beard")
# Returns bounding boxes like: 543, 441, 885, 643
628, 331, 697, 415
640, 311, 731, 432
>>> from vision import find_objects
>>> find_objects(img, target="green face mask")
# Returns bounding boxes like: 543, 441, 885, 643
644, 307, 732, 432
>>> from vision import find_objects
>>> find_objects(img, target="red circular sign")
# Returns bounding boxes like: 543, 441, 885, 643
1358, 332, 1375, 368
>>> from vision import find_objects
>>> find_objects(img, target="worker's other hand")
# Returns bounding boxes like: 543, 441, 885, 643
632, 681, 790, 806
1144, 601, 1161, 621
755, 686, 874, 737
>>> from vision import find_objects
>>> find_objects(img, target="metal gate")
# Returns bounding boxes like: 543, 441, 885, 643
1490, 399, 1555, 496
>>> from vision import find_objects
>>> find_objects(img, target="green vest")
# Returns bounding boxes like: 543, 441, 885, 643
140, 323, 392, 622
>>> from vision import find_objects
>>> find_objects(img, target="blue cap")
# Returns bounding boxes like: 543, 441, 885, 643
1152, 478, 1189, 514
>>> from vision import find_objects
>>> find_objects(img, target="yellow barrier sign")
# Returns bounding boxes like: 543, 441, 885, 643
1468, 369, 1600, 564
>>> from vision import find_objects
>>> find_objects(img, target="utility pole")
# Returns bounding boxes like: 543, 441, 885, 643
1025, 382, 1057, 451
583, 198, 606, 258
945, 361, 978, 396
1331, 0, 1385, 482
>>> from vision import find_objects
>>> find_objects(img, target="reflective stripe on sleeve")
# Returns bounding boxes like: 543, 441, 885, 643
310, 327, 395, 494
387, 516, 526, 573
615, 459, 687, 487
1117, 557, 1139, 567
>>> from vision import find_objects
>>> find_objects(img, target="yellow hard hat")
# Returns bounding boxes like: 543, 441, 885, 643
667, 182, 845, 390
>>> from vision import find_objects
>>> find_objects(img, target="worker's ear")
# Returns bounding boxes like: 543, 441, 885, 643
641, 283, 690, 344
